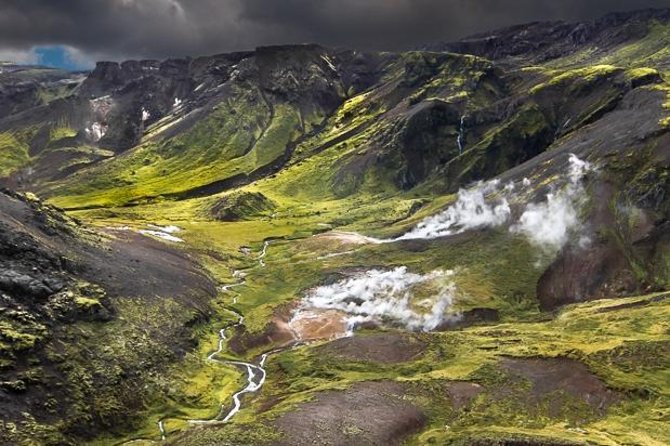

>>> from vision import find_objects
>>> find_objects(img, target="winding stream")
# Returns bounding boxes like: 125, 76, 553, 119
119, 243, 276, 444
188, 307, 268, 426
258, 241, 270, 267
157, 421, 166, 441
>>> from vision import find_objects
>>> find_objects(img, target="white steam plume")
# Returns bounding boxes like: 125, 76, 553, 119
510, 154, 593, 253
396, 180, 511, 241
85, 122, 107, 142
298, 267, 457, 332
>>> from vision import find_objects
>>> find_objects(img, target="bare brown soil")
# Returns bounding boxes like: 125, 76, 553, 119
445, 381, 484, 410
228, 303, 299, 354
90, 229, 217, 306
272, 380, 426, 446
498, 357, 619, 416
317, 331, 426, 364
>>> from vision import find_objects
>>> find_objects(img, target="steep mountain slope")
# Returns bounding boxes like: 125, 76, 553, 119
0, 190, 217, 444
0, 8, 669, 446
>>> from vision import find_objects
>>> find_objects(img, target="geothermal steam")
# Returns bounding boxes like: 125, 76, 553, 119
510, 154, 593, 253
397, 180, 511, 240
396, 154, 594, 254
297, 267, 456, 332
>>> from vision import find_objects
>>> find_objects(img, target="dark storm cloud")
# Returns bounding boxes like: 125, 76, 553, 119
237, 0, 670, 49
0, 0, 669, 64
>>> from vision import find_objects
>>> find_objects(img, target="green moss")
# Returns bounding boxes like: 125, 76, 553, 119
0, 322, 41, 352
654, 83, 670, 127
626, 67, 660, 81
437, 102, 552, 190
597, 21, 670, 68
73, 296, 102, 310
49, 126, 77, 142
210, 191, 276, 221
13, 29, 670, 446
49, 95, 302, 209
529, 65, 619, 94
0, 132, 31, 177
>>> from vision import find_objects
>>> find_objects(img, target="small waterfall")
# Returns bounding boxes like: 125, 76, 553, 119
457, 115, 466, 155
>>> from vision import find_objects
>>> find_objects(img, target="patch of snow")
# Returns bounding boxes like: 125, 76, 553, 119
148, 224, 181, 234
138, 230, 184, 243
105, 225, 131, 231
140, 225, 183, 242
89, 95, 114, 117
91, 95, 111, 103
320, 55, 337, 72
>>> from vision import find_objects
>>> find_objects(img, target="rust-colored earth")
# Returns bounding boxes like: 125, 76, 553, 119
229, 305, 351, 354
288, 309, 350, 341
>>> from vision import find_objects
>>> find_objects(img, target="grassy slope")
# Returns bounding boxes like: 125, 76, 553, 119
48, 88, 304, 208
0, 130, 32, 176
72, 193, 670, 444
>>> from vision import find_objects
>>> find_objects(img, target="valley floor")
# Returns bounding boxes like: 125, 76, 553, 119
72, 192, 669, 446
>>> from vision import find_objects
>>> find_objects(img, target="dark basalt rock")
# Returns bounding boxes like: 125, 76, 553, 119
536, 242, 638, 311
0, 189, 217, 444
395, 99, 461, 188
0, 270, 63, 300
429, 8, 670, 63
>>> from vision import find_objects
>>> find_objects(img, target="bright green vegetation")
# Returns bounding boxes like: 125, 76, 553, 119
210, 191, 277, 221
0, 125, 114, 183
0, 131, 31, 176
596, 22, 670, 68
48, 90, 304, 209
529, 65, 620, 94
544, 21, 670, 69
47, 50, 503, 209
85, 297, 245, 445
657, 83, 670, 127
48, 126, 77, 142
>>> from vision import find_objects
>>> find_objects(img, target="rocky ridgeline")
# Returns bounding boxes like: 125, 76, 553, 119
428, 8, 670, 62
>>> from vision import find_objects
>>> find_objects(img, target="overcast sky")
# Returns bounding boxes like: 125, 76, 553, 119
0, 0, 668, 68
